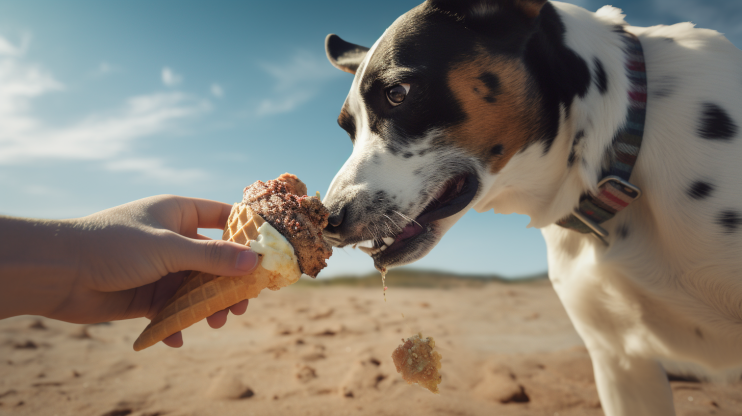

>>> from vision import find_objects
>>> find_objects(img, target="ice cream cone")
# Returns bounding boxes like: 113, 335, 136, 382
133, 203, 281, 351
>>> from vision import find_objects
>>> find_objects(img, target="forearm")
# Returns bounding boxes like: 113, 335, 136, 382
0, 216, 81, 319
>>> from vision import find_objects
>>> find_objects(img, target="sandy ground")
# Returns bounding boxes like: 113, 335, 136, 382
2, 278, 741, 416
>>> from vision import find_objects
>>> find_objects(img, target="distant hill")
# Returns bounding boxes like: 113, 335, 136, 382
297, 268, 548, 289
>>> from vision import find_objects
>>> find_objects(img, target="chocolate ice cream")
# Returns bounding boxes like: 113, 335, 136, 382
242, 173, 333, 277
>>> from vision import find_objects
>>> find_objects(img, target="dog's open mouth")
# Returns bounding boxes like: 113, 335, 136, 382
356, 173, 479, 268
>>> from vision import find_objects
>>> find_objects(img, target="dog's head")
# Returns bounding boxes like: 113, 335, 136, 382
323, 0, 589, 270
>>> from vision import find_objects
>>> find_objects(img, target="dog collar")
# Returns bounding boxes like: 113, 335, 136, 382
557, 30, 647, 243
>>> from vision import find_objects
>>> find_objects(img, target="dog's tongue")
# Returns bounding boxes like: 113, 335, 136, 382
396, 223, 424, 243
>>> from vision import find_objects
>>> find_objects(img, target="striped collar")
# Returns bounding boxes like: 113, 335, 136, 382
557, 30, 647, 244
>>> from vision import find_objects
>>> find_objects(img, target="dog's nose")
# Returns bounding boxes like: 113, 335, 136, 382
326, 206, 346, 233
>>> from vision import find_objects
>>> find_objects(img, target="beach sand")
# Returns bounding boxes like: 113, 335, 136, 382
1, 277, 740, 416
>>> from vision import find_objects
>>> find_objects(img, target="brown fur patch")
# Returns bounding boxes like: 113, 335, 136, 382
446, 50, 542, 172
517, 0, 548, 19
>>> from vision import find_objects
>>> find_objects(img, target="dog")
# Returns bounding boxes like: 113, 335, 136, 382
321, 1, 742, 415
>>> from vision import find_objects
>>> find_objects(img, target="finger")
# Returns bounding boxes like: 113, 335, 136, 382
196, 233, 213, 241
163, 331, 183, 348
186, 197, 235, 230
229, 299, 249, 315
206, 309, 229, 329
174, 236, 260, 277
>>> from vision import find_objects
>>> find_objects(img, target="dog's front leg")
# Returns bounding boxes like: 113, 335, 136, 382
590, 350, 675, 416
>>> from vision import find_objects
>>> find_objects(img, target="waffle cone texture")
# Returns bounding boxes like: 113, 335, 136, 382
133, 204, 281, 351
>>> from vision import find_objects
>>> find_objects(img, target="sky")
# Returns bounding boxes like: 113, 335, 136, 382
0, 0, 740, 279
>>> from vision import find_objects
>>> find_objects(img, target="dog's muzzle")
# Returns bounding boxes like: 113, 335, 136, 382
323, 173, 480, 270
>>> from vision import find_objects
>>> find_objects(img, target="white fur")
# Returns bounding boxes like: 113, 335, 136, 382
509, 3, 742, 415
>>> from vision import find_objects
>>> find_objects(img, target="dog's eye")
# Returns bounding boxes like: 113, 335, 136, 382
386, 83, 410, 106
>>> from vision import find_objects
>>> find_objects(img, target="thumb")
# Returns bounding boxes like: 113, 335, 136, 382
173, 236, 260, 276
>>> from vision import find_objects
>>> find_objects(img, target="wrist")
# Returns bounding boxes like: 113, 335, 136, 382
0, 216, 81, 319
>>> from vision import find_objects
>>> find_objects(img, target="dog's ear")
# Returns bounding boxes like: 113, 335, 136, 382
325, 34, 369, 75
427, 0, 548, 20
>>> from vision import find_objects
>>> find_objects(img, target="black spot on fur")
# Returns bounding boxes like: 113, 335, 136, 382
567, 130, 585, 167
593, 58, 608, 95
387, 143, 401, 156
717, 210, 742, 233
567, 151, 576, 166
403, 152, 413, 158
413, 167, 423, 175
688, 181, 714, 200
698, 103, 738, 141
477, 72, 501, 103
490, 144, 504, 156
522, 5, 591, 154
652, 76, 677, 99
663, 37, 675, 43
616, 224, 629, 239
418, 147, 431, 156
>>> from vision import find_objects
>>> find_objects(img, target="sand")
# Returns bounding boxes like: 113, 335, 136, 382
1, 278, 741, 416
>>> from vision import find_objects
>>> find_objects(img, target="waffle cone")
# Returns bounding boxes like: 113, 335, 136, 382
133, 204, 279, 351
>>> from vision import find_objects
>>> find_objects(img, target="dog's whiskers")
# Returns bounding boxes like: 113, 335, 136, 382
393, 210, 421, 228
382, 214, 403, 233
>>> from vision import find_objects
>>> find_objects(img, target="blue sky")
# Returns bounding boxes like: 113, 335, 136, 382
0, 0, 740, 279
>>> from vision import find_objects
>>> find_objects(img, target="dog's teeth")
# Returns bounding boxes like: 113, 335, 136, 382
357, 240, 374, 248
383, 237, 395, 246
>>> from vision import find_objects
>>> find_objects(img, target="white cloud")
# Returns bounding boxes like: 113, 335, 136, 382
0, 33, 30, 57
105, 157, 205, 183
257, 90, 313, 116
255, 50, 340, 116
0, 92, 210, 162
0, 56, 64, 133
259, 51, 338, 91
161, 66, 183, 87
210, 83, 224, 98
0, 35, 211, 183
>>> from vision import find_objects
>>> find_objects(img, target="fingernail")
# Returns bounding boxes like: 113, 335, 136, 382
235, 250, 259, 272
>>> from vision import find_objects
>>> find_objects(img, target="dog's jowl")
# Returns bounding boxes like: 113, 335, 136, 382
322, 1, 742, 415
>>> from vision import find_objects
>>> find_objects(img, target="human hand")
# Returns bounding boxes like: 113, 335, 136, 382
0, 195, 260, 348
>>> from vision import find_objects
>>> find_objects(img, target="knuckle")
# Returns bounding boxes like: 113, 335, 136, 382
204, 239, 226, 267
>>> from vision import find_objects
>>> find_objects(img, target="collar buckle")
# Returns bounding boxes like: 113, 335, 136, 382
571, 175, 642, 243
597, 175, 641, 200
